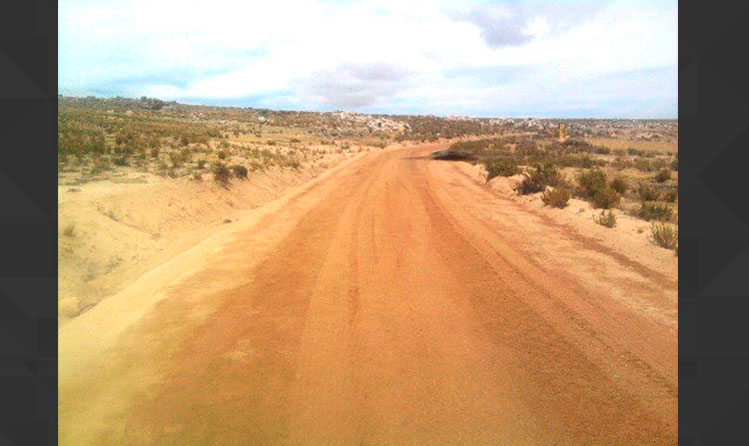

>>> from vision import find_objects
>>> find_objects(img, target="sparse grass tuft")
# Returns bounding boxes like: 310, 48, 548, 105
594, 210, 617, 228
650, 222, 678, 250
63, 223, 76, 237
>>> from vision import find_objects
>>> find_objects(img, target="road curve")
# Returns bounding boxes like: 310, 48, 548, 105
59, 143, 677, 445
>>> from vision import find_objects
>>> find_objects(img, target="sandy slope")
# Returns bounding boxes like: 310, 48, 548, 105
59, 142, 677, 445
58, 151, 362, 323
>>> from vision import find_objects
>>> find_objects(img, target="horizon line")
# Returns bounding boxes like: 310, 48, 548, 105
58, 93, 679, 121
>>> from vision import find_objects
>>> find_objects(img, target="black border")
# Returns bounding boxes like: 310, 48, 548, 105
2, 1, 749, 444
679, 2, 749, 443
0, 1, 58, 445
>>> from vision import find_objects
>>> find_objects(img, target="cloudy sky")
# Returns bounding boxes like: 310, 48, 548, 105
59, 0, 677, 118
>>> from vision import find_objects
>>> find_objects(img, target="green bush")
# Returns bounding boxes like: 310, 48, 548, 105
231, 164, 248, 179
654, 168, 671, 183
634, 158, 653, 172
541, 187, 571, 208
650, 222, 678, 250
610, 176, 629, 194
591, 187, 621, 209
517, 174, 545, 195
577, 169, 620, 209
212, 161, 231, 187
516, 163, 562, 195
664, 189, 678, 203
594, 210, 617, 228
91, 157, 111, 174
627, 147, 643, 156
577, 169, 608, 198
484, 159, 520, 181
113, 156, 130, 166
169, 151, 185, 167
636, 182, 660, 201
611, 157, 634, 170
639, 202, 673, 221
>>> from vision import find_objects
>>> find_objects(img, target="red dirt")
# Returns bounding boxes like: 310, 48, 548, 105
59, 143, 677, 445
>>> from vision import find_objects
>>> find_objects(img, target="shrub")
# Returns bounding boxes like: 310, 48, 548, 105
610, 176, 629, 194
196, 159, 207, 169
169, 151, 185, 167
516, 163, 561, 195
594, 210, 617, 228
611, 157, 634, 170
150, 147, 160, 158
191, 171, 202, 181
664, 189, 678, 202
92, 157, 111, 174
654, 168, 671, 183
534, 162, 563, 185
484, 159, 519, 181
636, 182, 660, 202
591, 187, 621, 209
517, 174, 545, 195
179, 148, 193, 163
627, 147, 643, 156
592, 145, 611, 155
232, 164, 248, 179
217, 150, 229, 160
113, 156, 130, 167
212, 161, 231, 187
639, 202, 673, 221
577, 169, 608, 198
577, 169, 620, 208
634, 158, 653, 172
650, 222, 678, 250
249, 159, 265, 171
541, 187, 571, 208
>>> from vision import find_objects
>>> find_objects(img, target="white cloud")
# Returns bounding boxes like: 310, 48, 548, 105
59, 0, 677, 117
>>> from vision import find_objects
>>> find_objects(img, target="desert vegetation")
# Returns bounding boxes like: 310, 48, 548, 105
441, 127, 677, 230
57, 96, 396, 188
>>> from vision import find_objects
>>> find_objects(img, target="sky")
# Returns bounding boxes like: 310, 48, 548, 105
59, 0, 678, 118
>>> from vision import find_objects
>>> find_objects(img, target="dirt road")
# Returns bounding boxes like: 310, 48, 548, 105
59, 143, 677, 445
